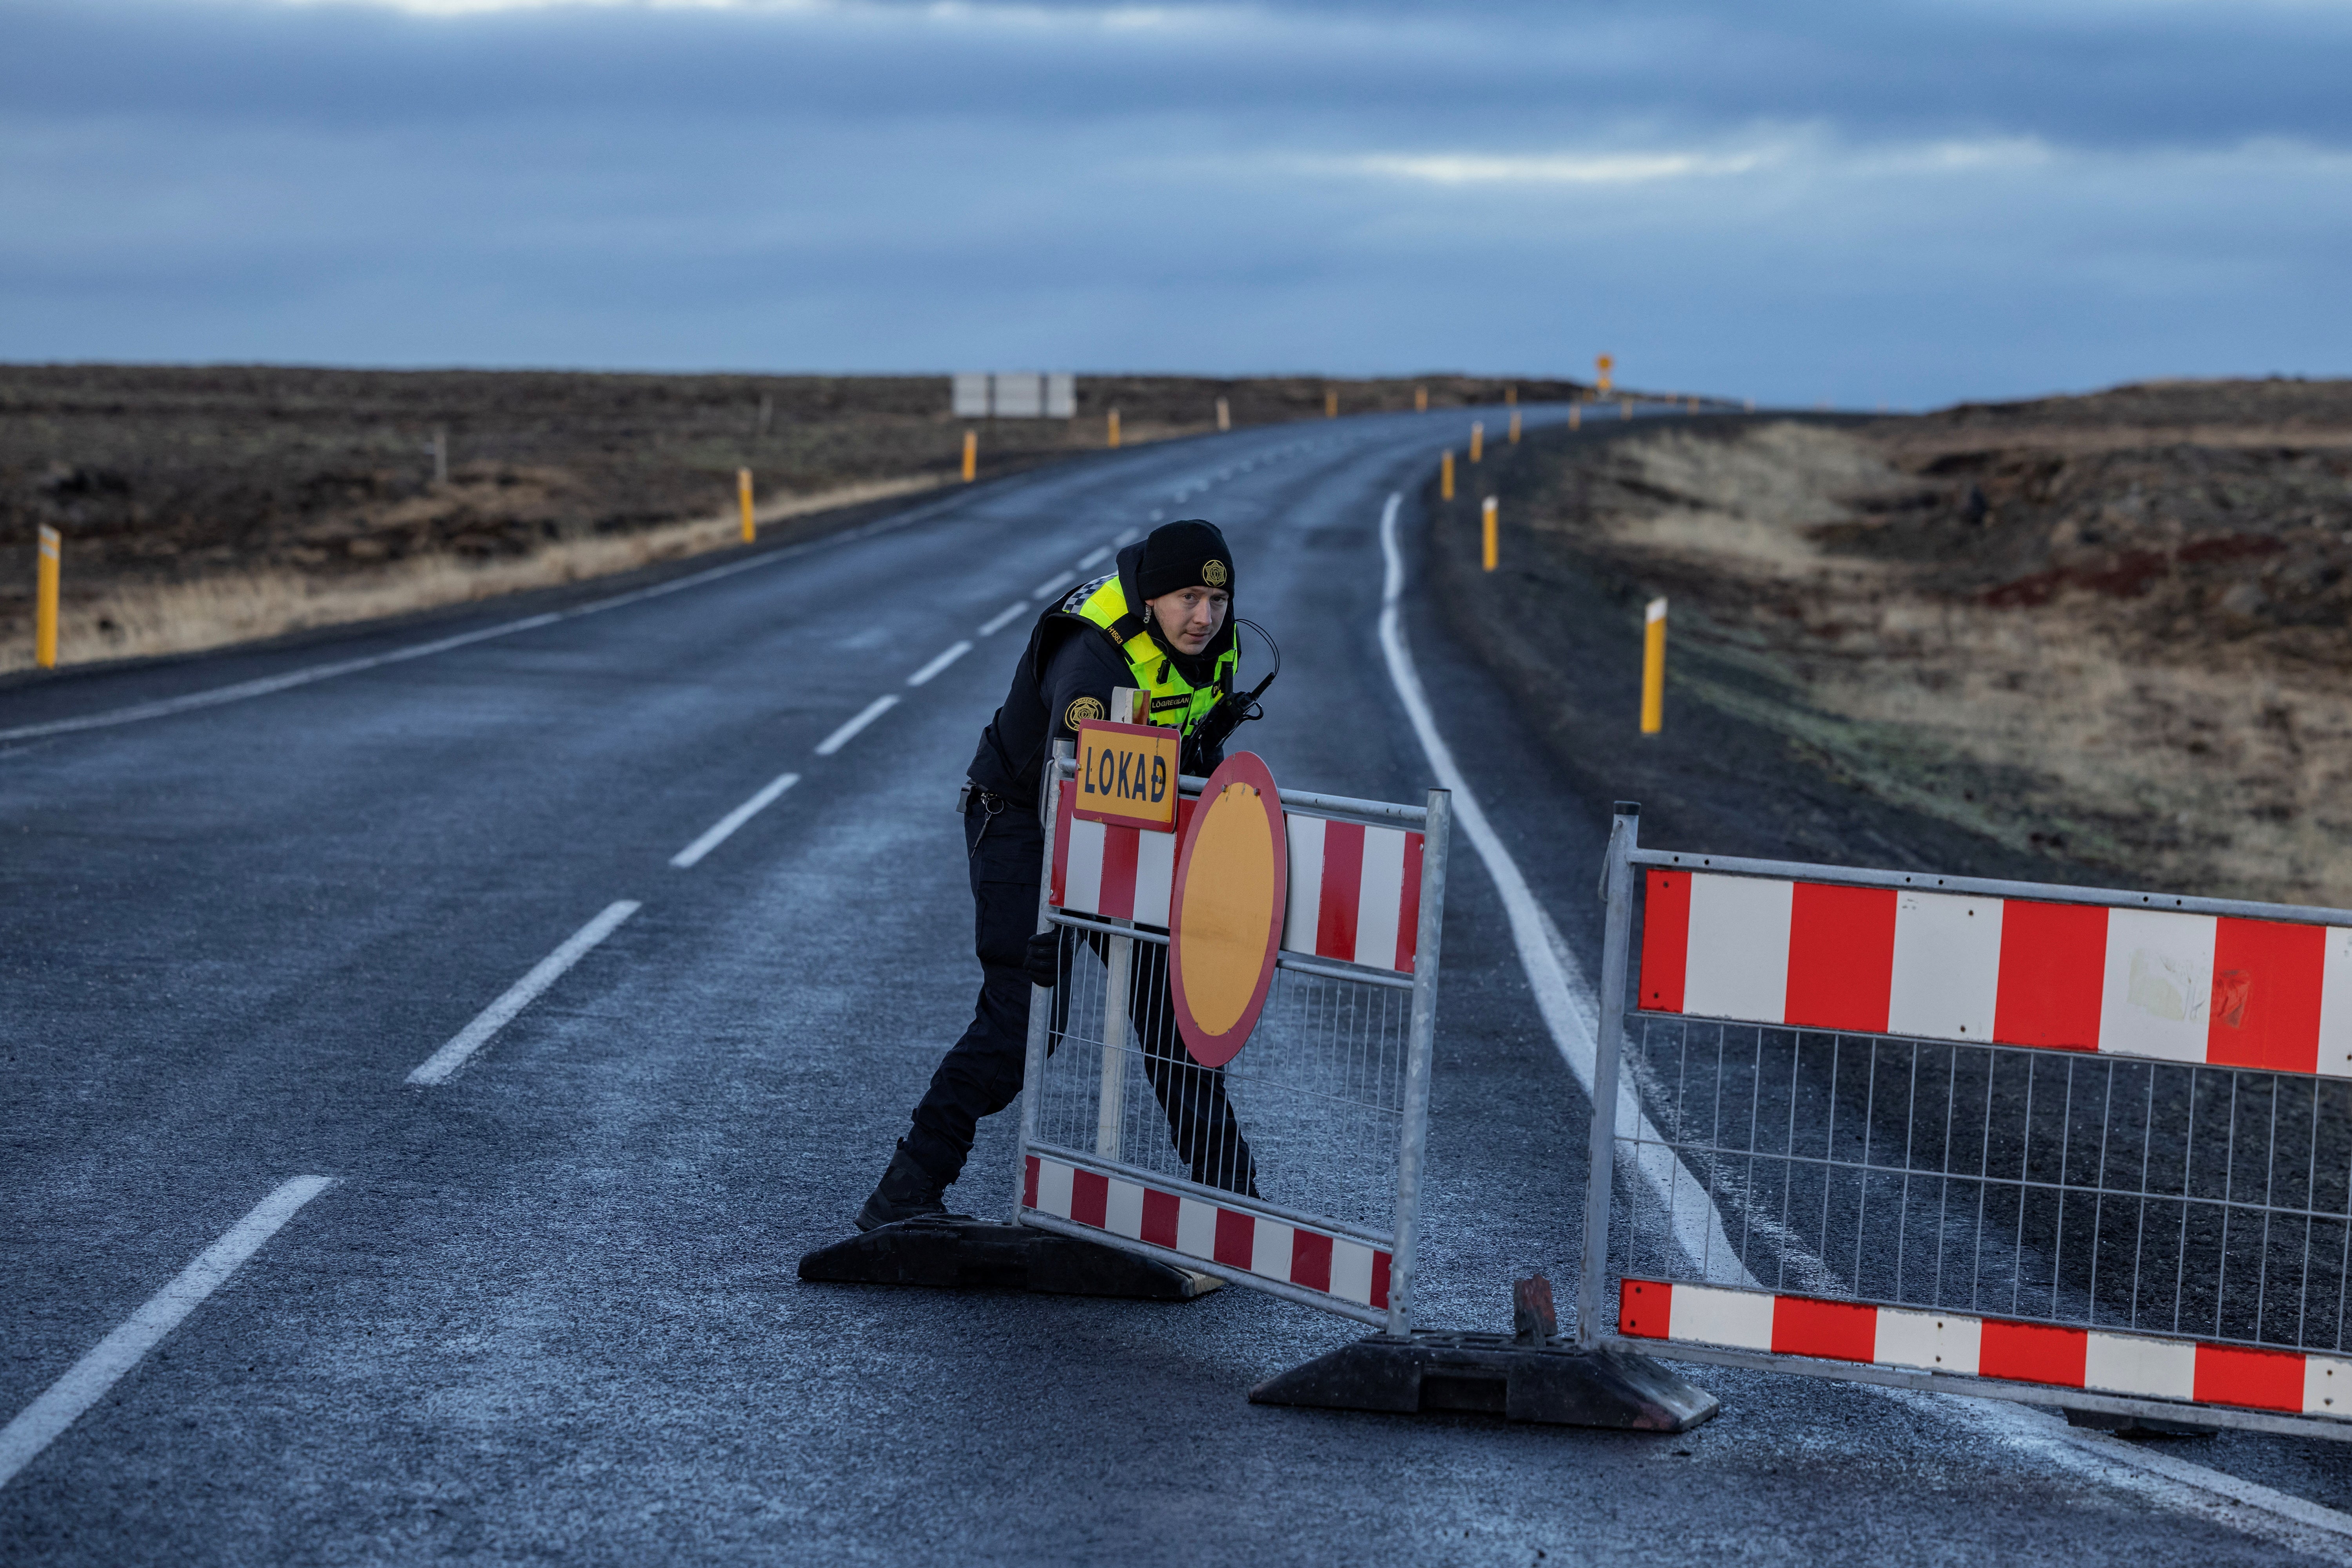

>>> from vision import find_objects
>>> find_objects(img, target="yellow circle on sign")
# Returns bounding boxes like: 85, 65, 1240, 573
1179, 782, 1278, 1036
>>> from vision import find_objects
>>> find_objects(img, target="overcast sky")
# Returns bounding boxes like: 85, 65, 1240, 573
4, 0, 2348, 406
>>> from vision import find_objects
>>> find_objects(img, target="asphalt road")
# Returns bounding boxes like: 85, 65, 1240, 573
6, 407, 2352, 1564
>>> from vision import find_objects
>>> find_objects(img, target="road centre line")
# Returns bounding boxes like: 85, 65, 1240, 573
0, 481, 984, 747
1077, 546, 1110, 569
814, 694, 898, 757
1373, 486, 2352, 1539
978, 603, 1029, 637
907, 641, 972, 687
1032, 572, 1074, 601
407, 900, 641, 1085
0, 1176, 334, 1492
1117, 528, 1141, 545
670, 773, 799, 869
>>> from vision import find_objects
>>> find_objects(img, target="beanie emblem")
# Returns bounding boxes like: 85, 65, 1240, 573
1202, 559, 1229, 587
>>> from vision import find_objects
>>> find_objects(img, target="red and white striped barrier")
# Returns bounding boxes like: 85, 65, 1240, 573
1618, 1279, 2350, 1422
1024, 1154, 1392, 1312
1051, 781, 1424, 974
1639, 869, 2352, 1074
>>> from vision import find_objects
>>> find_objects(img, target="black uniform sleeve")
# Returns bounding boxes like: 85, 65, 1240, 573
1038, 631, 1129, 750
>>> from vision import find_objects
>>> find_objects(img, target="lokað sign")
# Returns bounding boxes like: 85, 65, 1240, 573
1169, 752, 1289, 1067
1074, 720, 1180, 832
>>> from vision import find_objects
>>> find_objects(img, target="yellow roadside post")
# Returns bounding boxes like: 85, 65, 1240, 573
1108, 409, 1122, 448
738, 468, 756, 543
1415, 386, 1428, 413
35, 524, 60, 669
1570, 403, 1582, 431
1325, 388, 1338, 419
1481, 497, 1498, 572
1441, 450, 1455, 500
1470, 421, 1484, 463
1216, 397, 1230, 432
1505, 386, 1517, 408
1641, 597, 1667, 734
1509, 409, 1522, 444
1596, 354, 1614, 396
962, 429, 977, 482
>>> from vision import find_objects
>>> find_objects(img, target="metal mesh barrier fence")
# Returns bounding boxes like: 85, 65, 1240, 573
1582, 804, 2352, 1437
1620, 1016, 2352, 1355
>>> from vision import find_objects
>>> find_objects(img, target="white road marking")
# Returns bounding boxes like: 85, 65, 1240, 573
1148, 510, 1163, 523
1374, 486, 2352, 1543
906, 641, 972, 687
1373, 494, 1748, 1283
0, 1176, 334, 1491
407, 900, 641, 1085
669, 773, 799, 869
0, 488, 978, 747
814, 694, 898, 756
1116, 528, 1141, 544
1032, 572, 1074, 601
978, 602, 1029, 637
1077, 547, 1110, 569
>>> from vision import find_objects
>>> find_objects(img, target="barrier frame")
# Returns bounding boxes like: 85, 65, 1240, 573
1581, 801, 2352, 1442
1013, 742, 1453, 1334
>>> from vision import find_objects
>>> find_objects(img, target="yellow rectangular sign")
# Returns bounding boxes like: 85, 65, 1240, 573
1075, 720, 1180, 832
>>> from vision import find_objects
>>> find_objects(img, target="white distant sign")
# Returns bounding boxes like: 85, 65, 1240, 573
948, 372, 1077, 419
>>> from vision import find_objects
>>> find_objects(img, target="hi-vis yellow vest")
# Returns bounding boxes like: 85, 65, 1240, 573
1063, 573, 1235, 734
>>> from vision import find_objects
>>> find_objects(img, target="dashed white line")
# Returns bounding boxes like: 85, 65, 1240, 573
978, 602, 1029, 637
907, 641, 973, 687
670, 773, 800, 869
1116, 528, 1142, 545
1033, 572, 1075, 601
0, 1175, 335, 1491
407, 900, 641, 1085
815, 694, 899, 756
1077, 546, 1110, 569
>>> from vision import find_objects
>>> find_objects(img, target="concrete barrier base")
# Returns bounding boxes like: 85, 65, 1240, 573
796, 1217, 1221, 1301
1249, 1332, 1720, 1430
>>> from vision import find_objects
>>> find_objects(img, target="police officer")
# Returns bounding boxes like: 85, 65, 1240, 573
857, 520, 1259, 1229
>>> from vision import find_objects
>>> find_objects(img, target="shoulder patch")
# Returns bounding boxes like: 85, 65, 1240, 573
1064, 696, 1105, 729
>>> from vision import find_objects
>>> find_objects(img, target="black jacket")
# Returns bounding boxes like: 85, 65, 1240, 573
965, 540, 1235, 810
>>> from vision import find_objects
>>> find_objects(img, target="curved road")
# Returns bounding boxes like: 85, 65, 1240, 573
4, 408, 2349, 1563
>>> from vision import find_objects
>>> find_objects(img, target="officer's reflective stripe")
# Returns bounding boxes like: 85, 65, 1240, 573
1053, 784, 1424, 973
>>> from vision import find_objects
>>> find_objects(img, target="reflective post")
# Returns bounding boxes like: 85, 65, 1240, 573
1325, 388, 1338, 419
1641, 597, 1667, 733
1414, 385, 1428, 413
1108, 409, 1122, 448
1509, 409, 1522, 445
1470, 421, 1483, 463
962, 429, 977, 483
737, 468, 755, 543
1481, 497, 1498, 572
1440, 450, 1454, 501
35, 524, 60, 670
1216, 396, 1230, 432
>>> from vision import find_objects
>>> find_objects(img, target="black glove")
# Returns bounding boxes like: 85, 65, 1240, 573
1024, 930, 1061, 990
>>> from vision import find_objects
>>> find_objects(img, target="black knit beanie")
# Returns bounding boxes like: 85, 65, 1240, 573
1133, 520, 1234, 601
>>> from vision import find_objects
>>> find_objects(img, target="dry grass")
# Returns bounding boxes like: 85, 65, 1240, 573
1, 474, 943, 674
1548, 414, 2352, 907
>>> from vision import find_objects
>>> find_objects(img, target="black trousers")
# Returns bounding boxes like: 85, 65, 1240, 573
904, 801, 1257, 1194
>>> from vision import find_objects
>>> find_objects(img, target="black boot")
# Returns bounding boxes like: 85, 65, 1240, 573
855, 1142, 963, 1232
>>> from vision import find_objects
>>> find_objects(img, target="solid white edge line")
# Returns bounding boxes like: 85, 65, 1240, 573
1374, 486, 2352, 1542
1373, 492, 1752, 1288
1077, 547, 1111, 569
813, 694, 899, 757
407, 900, 641, 1085
670, 772, 800, 869
907, 641, 973, 687
0, 1175, 335, 1491
978, 603, 1029, 637
0, 482, 981, 746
